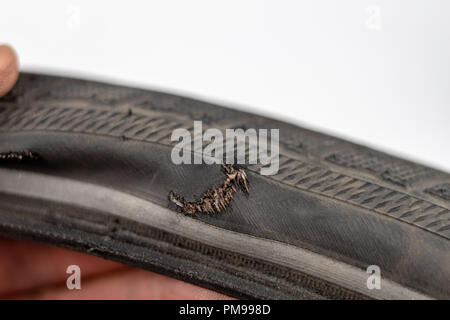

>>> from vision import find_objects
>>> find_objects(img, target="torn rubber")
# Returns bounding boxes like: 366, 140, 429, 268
169, 164, 249, 215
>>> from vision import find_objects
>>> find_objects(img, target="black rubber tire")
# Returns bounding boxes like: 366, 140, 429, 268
0, 73, 449, 299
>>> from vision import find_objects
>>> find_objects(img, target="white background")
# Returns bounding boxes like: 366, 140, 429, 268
1, 0, 449, 171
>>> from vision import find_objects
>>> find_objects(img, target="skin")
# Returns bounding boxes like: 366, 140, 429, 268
0, 45, 231, 300
0, 45, 19, 97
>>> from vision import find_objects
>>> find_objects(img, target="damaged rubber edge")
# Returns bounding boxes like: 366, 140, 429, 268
169, 164, 249, 215
0, 151, 38, 161
0, 168, 431, 300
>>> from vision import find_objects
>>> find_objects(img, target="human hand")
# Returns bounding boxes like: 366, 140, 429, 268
0, 45, 19, 97
0, 237, 230, 299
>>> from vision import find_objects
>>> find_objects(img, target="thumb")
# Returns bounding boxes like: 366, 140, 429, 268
0, 44, 19, 97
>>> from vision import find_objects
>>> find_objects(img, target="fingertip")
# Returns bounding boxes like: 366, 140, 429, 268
0, 44, 19, 97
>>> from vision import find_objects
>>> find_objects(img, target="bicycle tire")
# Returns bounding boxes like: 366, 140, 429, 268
0, 73, 449, 299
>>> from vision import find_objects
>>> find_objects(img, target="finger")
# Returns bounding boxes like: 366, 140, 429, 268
7, 268, 233, 300
0, 237, 126, 295
0, 44, 19, 97
0, 237, 232, 300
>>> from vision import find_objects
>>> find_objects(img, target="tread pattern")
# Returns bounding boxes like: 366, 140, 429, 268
426, 183, 450, 201
1, 74, 449, 240
273, 155, 450, 236
326, 150, 434, 187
